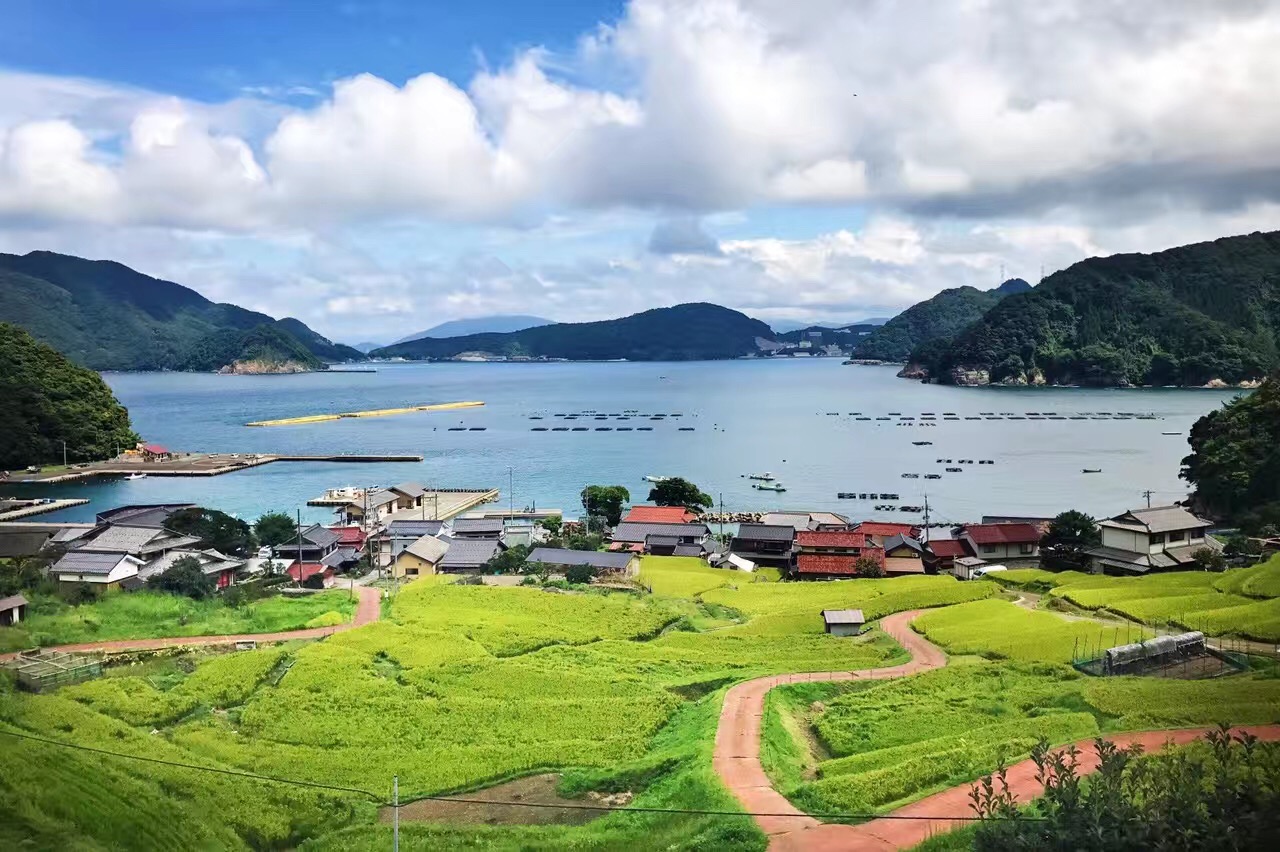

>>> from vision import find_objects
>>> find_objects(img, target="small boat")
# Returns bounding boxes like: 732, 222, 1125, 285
748, 472, 776, 481
552, 427, 569, 432
924, 474, 941, 480
901, 473, 920, 479
125, 473, 147, 480
636, 427, 653, 431
912, 441, 933, 446
531, 427, 548, 432
1162, 432, 1181, 436
678, 427, 695, 432
1082, 468, 1102, 474
643, 475, 670, 483
945, 467, 963, 473
753, 482, 787, 492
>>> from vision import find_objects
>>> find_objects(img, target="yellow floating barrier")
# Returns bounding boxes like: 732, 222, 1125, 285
247, 401, 484, 427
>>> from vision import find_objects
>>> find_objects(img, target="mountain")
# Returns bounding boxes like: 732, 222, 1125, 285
775, 324, 882, 346
394, 314, 553, 343
929, 232, 1280, 387
769, 317, 889, 334
1182, 373, 1280, 530
0, 323, 139, 468
177, 324, 326, 373
0, 251, 363, 371
350, 341, 385, 353
852, 278, 1032, 362
372, 303, 773, 361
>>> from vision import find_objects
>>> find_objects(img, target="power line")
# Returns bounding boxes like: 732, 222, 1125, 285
0, 728, 1049, 823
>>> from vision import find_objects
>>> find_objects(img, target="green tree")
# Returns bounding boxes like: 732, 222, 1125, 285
1192, 547, 1228, 572
566, 564, 596, 585
0, 323, 139, 468
854, 555, 884, 579
253, 512, 297, 548
539, 516, 562, 536
482, 544, 529, 575
147, 555, 215, 599
1040, 510, 1101, 569
566, 532, 605, 552
581, 485, 630, 527
647, 477, 713, 513
166, 507, 255, 556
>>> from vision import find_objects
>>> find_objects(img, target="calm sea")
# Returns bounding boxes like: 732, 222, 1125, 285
12, 360, 1242, 527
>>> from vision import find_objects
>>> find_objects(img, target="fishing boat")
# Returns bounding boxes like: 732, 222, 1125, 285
1162, 432, 1181, 436
901, 473, 919, 479
748, 472, 776, 481
752, 482, 787, 492
1082, 468, 1102, 474
125, 473, 147, 480
912, 441, 933, 446
643, 475, 670, 483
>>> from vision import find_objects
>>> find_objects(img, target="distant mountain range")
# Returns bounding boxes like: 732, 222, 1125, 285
372, 303, 773, 361
0, 251, 364, 371
394, 314, 554, 344
769, 317, 890, 334
852, 278, 1032, 363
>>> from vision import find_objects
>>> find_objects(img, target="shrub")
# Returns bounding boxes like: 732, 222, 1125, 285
147, 556, 215, 599
566, 564, 596, 585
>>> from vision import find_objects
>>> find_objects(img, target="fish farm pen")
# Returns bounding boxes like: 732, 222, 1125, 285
3, 649, 103, 692
1072, 631, 1249, 680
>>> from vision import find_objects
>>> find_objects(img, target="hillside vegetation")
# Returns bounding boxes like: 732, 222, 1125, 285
0, 323, 138, 468
854, 278, 1030, 362
177, 324, 326, 373
923, 231, 1280, 386
0, 251, 363, 370
372, 303, 774, 361
1182, 375, 1280, 529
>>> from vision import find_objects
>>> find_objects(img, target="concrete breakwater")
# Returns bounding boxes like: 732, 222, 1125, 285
246, 400, 484, 427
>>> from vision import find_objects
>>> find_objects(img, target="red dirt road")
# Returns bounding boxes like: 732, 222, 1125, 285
0, 585, 381, 661
713, 609, 1280, 851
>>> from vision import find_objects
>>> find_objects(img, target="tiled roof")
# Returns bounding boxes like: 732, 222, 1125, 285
387, 520, 444, 538
77, 525, 165, 553
624, 505, 696, 524
53, 551, 134, 575
646, 535, 682, 547
673, 545, 704, 557
451, 518, 505, 534
821, 608, 865, 624
1107, 505, 1211, 534
364, 489, 400, 508
884, 534, 923, 554
527, 548, 634, 569
390, 482, 426, 498
143, 444, 170, 454
795, 554, 859, 576
884, 557, 927, 575
734, 523, 796, 542
403, 535, 448, 563
95, 504, 194, 525
927, 539, 969, 558
962, 523, 1041, 545
300, 524, 342, 548
796, 530, 869, 548
288, 563, 332, 582
853, 521, 918, 538
438, 538, 500, 568
611, 521, 709, 543
328, 526, 367, 547
0, 594, 29, 610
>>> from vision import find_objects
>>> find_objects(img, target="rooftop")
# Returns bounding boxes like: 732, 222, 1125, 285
403, 534, 449, 563
1103, 505, 1212, 534
961, 523, 1042, 545
53, 551, 136, 575
733, 523, 796, 542
76, 525, 169, 554
386, 519, 445, 538
795, 554, 859, 576
623, 505, 697, 524
795, 530, 870, 549
0, 593, 28, 610
451, 517, 505, 534
884, 534, 924, 553
927, 539, 969, 558
611, 521, 710, 543
299, 524, 342, 548
853, 521, 918, 538
821, 608, 865, 625
390, 482, 426, 499
438, 538, 500, 568
526, 548, 634, 570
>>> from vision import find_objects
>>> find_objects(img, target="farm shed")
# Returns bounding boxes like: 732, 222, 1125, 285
3, 649, 102, 691
821, 609, 866, 636
0, 593, 28, 626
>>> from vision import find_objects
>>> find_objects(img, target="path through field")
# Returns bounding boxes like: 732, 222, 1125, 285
712, 608, 1280, 851
0, 585, 381, 660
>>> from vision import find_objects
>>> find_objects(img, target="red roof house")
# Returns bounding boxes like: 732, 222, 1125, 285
852, 521, 919, 545
623, 505, 697, 524
795, 530, 871, 549
795, 548, 885, 578
958, 523, 1042, 561
328, 526, 368, 549
141, 443, 173, 460
287, 563, 336, 587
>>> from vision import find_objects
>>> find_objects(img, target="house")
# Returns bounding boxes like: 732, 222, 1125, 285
526, 548, 639, 576
140, 443, 173, 461
437, 538, 503, 574
388, 482, 428, 510
611, 522, 710, 554
793, 530, 886, 578
763, 511, 850, 531
645, 534, 682, 556
795, 529, 878, 557
0, 594, 27, 626
1087, 506, 1220, 575
821, 609, 865, 636
730, 523, 796, 566
623, 505, 697, 524
925, 538, 969, 573
140, 548, 247, 590
953, 556, 989, 581
327, 526, 368, 567
273, 524, 347, 573
957, 523, 1041, 565
852, 521, 919, 547
375, 520, 445, 567
287, 562, 336, 588
74, 524, 204, 559
450, 517, 506, 540
95, 503, 195, 527
501, 519, 536, 548
795, 552, 884, 579
882, 534, 927, 575
338, 489, 401, 525
51, 551, 145, 590
391, 535, 449, 579
982, 516, 1055, 535
0, 529, 54, 559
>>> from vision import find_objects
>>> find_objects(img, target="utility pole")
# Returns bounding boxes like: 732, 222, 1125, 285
718, 492, 725, 542
507, 466, 514, 521
392, 775, 399, 852
62, 441, 67, 468
922, 494, 931, 544
1142, 489, 1154, 508
295, 508, 303, 587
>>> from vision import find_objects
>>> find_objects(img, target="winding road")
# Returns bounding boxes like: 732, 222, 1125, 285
0, 585, 381, 661
713, 609, 1280, 851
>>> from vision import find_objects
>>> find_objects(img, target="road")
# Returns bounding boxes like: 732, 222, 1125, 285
712, 609, 1280, 851
0, 585, 381, 661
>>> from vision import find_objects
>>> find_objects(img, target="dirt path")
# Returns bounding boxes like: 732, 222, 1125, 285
0, 585, 381, 660
712, 609, 1280, 851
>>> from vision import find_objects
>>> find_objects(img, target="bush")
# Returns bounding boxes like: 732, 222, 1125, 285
566, 564, 596, 585
147, 557, 215, 600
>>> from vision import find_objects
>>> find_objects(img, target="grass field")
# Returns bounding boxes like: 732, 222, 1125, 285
0, 590, 358, 652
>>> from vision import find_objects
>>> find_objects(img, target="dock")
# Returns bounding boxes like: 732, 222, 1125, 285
310, 487, 501, 521
0, 498, 90, 521
246, 400, 484, 427
6, 453, 424, 484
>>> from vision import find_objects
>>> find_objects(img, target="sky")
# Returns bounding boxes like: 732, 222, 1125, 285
2, 0, 1280, 343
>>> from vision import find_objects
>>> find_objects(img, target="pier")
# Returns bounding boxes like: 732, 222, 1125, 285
0, 498, 90, 521
6, 453, 424, 484
246, 400, 484, 427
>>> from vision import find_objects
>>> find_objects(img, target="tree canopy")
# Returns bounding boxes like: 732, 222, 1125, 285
1182, 375, 1280, 531
647, 477, 713, 513
1040, 510, 1101, 569
854, 279, 1029, 362
254, 512, 298, 548
166, 507, 255, 556
0, 322, 139, 469
146, 555, 215, 599
580, 485, 630, 527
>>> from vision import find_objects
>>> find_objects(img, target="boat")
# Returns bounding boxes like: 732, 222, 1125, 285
125, 473, 147, 480
912, 441, 933, 446
924, 474, 941, 480
1162, 432, 1181, 436
945, 467, 963, 473
643, 475, 670, 483
901, 473, 919, 479
1082, 468, 1102, 473
748, 472, 776, 481
753, 482, 787, 492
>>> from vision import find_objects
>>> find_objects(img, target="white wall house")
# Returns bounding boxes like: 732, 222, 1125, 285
1089, 506, 1219, 574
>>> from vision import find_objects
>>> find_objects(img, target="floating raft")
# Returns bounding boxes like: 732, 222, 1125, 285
246, 400, 484, 427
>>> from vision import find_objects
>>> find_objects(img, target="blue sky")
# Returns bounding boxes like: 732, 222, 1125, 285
0, 1, 1277, 341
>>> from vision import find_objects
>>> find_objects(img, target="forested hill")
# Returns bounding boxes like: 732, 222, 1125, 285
852, 279, 1031, 362
0, 323, 139, 468
925, 231, 1280, 387
0, 251, 364, 370
372, 303, 774, 361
